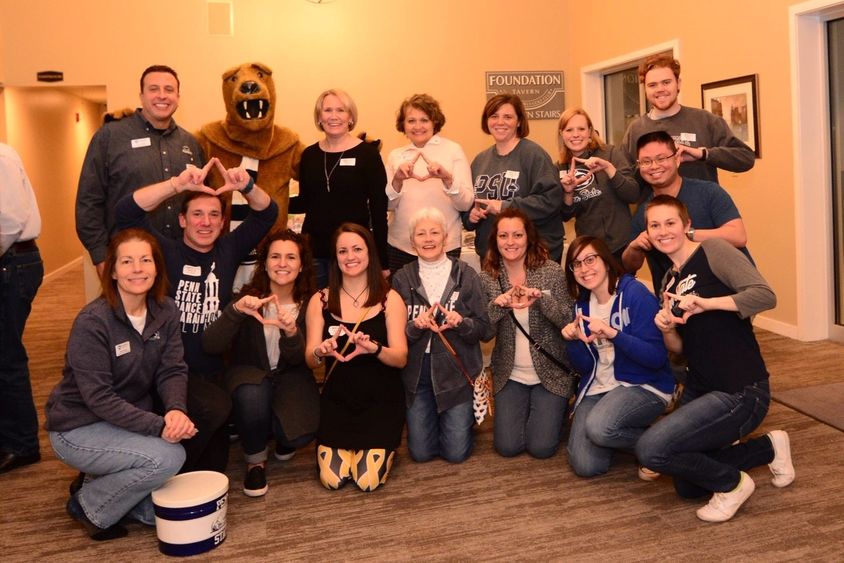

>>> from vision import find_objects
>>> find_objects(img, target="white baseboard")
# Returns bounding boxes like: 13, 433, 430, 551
753, 314, 799, 339
44, 256, 82, 282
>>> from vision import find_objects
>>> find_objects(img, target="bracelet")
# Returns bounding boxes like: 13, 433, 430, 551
701, 147, 708, 161
373, 340, 383, 357
312, 346, 324, 364
241, 176, 255, 195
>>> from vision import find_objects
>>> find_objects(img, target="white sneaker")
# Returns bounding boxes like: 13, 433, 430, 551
638, 466, 661, 481
696, 471, 756, 522
767, 430, 795, 488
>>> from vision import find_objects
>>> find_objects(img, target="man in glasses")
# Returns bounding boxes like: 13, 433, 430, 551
621, 54, 754, 183
622, 131, 751, 291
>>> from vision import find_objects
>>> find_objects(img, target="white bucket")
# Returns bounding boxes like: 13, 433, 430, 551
152, 471, 229, 557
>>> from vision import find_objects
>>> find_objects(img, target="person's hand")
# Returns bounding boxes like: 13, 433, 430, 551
392, 153, 419, 190
581, 314, 618, 340
664, 291, 708, 321
510, 284, 541, 309
573, 155, 613, 174
676, 144, 705, 163
413, 303, 439, 331
655, 293, 685, 332
561, 313, 593, 343
234, 294, 278, 324
468, 201, 489, 224
426, 160, 453, 185
435, 303, 463, 330
476, 198, 502, 215
264, 306, 298, 337
314, 325, 346, 362
161, 410, 197, 443
213, 159, 253, 195
628, 230, 653, 253
342, 326, 379, 361
170, 158, 218, 195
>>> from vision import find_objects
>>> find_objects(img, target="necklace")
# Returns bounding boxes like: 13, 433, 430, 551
341, 285, 368, 308
324, 149, 345, 192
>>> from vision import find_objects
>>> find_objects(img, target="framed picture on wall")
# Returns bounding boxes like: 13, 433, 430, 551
701, 74, 760, 157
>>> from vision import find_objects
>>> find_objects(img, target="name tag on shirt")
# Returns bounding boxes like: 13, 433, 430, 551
505, 170, 520, 180
339, 158, 356, 166
131, 137, 152, 148
241, 156, 259, 172
680, 132, 697, 143
182, 265, 201, 277
115, 341, 131, 357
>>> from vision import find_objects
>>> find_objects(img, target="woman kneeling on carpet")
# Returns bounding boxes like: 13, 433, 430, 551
46, 228, 196, 541
635, 195, 795, 522
392, 207, 494, 463
562, 235, 674, 477
202, 230, 320, 498
306, 223, 407, 491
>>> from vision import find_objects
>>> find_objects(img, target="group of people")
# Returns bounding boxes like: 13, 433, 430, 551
0, 54, 797, 544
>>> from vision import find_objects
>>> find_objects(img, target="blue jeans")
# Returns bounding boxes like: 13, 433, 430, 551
636, 380, 775, 497
567, 385, 667, 477
406, 354, 474, 463
494, 380, 567, 459
233, 378, 313, 464
49, 421, 185, 528
0, 246, 43, 456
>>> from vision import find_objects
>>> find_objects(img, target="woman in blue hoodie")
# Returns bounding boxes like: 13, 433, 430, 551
561, 235, 674, 477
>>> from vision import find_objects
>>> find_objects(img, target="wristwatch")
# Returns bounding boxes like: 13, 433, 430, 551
686, 227, 696, 241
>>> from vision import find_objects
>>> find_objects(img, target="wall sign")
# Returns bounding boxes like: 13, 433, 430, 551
37, 70, 64, 82
485, 71, 565, 120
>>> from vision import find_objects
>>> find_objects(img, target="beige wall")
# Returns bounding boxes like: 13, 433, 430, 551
0, 0, 827, 333
563, 0, 804, 329
4, 87, 103, 274
0, 0, 569, 159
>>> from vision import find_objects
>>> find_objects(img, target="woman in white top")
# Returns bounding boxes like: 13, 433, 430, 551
385, 94, 474, 274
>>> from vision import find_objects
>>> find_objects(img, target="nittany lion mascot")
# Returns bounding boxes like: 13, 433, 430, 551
196, 62, 304, 290
196, 62, 303, 233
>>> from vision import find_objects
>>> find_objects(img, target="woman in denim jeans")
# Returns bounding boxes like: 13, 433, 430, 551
392, 207, 493, 463
46, 229, 196, 541
635, 196, 795, 523
479, 208, 577, 459
562, 236, 674, 478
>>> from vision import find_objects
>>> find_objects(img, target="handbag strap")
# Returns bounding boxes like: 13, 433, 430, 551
508, 309, 569, 371
324, 305, 373, 382
434, 330, 475, 387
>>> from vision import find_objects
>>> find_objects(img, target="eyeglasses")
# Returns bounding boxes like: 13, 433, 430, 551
636, 151, 676, 169
569, 253, 599, 271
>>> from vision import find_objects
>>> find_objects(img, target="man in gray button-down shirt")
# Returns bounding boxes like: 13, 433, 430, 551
75, 65, 204, 275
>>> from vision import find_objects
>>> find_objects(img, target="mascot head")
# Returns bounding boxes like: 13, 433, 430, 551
222, 62, 276, 132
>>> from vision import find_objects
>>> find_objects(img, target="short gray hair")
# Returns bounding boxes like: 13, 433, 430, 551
408, 207, 448, 243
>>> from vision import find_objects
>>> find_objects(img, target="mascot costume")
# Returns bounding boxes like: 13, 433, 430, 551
195, 62, 304, 289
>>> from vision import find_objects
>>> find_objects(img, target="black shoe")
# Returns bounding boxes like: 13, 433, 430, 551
274, 444, 296, 461
66, 495, 128, 541
243, 465, 268, 497
69, 472, 86, 495
0, 450, 40, 474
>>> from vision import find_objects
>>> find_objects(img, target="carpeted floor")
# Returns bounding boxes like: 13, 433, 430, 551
773, 382, 844, 431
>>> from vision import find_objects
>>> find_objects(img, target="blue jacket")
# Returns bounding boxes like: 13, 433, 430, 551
567, 274, 673, 410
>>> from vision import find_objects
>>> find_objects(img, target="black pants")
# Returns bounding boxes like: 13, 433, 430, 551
179, 374, 232, 473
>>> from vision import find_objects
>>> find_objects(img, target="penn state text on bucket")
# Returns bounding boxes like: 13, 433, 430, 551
152, 471, 229, 556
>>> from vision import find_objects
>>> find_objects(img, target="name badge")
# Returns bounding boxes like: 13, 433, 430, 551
505, 170, 520, 180
131, 137, 152, 148
241, 156, 259, 172
679, 132, 697, 143
182, 265, 201, 276
339, 158, 356, 166
115, 341, 131, 357
328, 325, 340, 336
